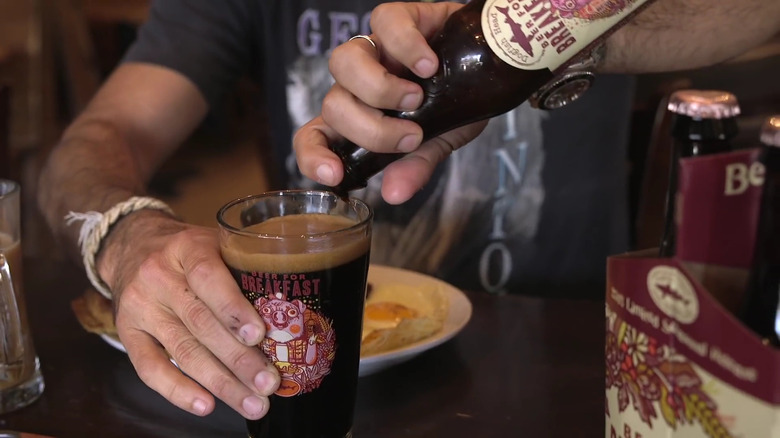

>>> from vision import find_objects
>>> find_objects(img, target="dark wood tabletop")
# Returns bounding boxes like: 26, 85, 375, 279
0, 257, 606, 437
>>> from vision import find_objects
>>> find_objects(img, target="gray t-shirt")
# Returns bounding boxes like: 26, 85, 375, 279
125, 0, 634, 298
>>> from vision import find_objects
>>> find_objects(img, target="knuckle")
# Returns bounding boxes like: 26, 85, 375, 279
231, 347, 260, 371
133, 357, 168, 387
320, 92, 342, 122
180, 296, 215, 333
378, 76, 397, 102
216, 302, 245, 332
178, 227, 215, 244
371, 3, 390, 23
168, 334, 203, 366
115, 284, 151, 323
367, 79, 395, 109
433, 137, 456, 160
136, 253, 168, 283
134, 361, 162, 385
203, 372, 233, 399
117, 284, 144, 309
329, 45, 348, 71
185, 257, 218, 287
376, 118, 407, 149
291, 127, 306, 154
369, 127, 386, 150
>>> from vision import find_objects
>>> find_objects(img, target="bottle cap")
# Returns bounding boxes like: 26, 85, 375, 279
667, 90, 741, 119
760, 116, 780, 147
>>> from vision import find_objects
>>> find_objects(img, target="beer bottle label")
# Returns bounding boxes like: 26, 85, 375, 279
229, 268, 336, 397
481, 0, 651, 71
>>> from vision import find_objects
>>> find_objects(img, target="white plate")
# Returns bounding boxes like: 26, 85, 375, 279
101, 333, 126, 353
99, 265, 472, 377
358, 264, 472, 377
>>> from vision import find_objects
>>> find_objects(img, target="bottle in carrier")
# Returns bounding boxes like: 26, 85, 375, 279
740, 115, 780, 347
658, 90, 741, 257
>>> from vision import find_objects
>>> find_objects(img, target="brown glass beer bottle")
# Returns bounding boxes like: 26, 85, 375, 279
740, 116, 780, 347
331, 0, 656, 195
658, 90, 740, 257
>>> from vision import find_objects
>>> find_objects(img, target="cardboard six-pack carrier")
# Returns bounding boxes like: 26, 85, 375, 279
605, 148, 779, 437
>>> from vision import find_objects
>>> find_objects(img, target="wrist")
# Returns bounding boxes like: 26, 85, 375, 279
64, 196, 175, 299
96, 209, 178, 294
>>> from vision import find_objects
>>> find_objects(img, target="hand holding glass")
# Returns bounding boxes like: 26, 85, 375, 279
218, 190, 372, 438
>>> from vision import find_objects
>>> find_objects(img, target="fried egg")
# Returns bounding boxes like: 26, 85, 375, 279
362, 302, 418, 340
361, 283, 447, 343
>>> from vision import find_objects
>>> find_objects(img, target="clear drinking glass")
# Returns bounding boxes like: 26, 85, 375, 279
217, 190, 372, 438
0, 180, 44, 413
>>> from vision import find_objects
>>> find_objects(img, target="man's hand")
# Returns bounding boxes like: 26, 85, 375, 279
39, 62, 281, 419
98, 211, 280, 419
294, 0, 779, 204
293, 2, 486, 205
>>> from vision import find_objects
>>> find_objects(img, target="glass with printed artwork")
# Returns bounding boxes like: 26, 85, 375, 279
217, 190, 372, 438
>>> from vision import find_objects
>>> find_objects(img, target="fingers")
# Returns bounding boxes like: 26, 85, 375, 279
292, 116, 345, 187
114, 226, 280, 420
172, 287, 279, 393
320, 84, 423, 153
369, 2, 460, 77
175, 232, 266, 346
156, 319, 272, 420
294, 1, 469, 193
380, 120, 489, 204
328, 2, 465, 112
327, 34, 424, 154
379, 138, 456, 205
323, 2, 465, 152
121, 312, 273, 420
330, 35, 423, 112
120, 327, 216, 416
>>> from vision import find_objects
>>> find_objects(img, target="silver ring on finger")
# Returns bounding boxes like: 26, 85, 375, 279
348, 34, 378, 54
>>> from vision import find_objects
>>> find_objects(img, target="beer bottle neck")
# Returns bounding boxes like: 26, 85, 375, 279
671, 115, 738, 158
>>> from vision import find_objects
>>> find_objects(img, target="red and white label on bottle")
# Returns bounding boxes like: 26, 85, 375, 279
481, 0, 651, 71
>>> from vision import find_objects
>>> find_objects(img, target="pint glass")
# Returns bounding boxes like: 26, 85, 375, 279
217, 190, 372, 438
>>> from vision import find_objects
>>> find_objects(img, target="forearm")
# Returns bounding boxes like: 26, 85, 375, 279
38, 63, 208, 266
38, 118, 159, 262
602, 0, 780, 74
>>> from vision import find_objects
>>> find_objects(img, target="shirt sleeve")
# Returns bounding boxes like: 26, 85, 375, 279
122, 0, 255, 109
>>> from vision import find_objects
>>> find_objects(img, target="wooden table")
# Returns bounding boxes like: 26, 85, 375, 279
0, 257, 605, 437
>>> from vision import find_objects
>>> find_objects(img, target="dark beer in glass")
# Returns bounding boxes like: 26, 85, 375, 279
218, 191, 372, 438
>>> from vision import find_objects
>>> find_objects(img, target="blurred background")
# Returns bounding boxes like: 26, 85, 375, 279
1, 0, 778, 259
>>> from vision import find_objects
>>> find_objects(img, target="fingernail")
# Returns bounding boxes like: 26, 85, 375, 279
316, 164, 335, 185
192, 398, 208, 416
239, 324, 262, 345
255, 370, 280, 395
414, 58, 436, 76
397, 134, 420, 153
243, 395, 266, 418
399, 92, 421, 111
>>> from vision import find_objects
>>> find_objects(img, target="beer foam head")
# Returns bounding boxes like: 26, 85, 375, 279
221, 213, 370, 272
